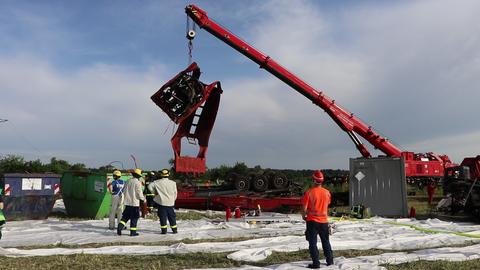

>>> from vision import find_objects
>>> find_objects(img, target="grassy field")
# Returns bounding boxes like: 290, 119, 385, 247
50, 209, 225, 221
386, 260, 480, 270
15, 235, 262, 250
6, 188, 474, 269
1, 248, 479, 270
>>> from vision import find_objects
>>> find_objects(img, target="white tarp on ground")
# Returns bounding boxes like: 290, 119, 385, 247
0, 200, 301, 248
0, 216, 304, 248
1, 213, 480, 261
191, 244, 480, 270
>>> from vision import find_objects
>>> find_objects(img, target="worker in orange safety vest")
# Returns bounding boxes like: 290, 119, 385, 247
302, 170, 334, 269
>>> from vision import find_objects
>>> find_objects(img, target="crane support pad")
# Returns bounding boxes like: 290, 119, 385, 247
151, 62, 223, 175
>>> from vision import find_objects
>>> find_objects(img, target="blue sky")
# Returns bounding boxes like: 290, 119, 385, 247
1, 0, 479, 170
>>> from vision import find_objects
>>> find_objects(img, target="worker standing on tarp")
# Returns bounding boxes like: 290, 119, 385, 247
108, 170, 125, 230
117, 168, 145, 236
302, 170, 334, 269
144, 171, 156, 215
0, 192, 5, 240
148, 169, 178, 234
427, 180, 436, 206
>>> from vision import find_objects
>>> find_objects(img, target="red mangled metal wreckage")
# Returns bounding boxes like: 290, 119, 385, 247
151, 62, 222, 176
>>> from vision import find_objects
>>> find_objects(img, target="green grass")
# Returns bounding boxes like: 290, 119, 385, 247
3, 249, 479, 270
3, 243, 479, 270
385, 259, 480, 270
407, 196, 442, 216
0, 252, 242, 270
0, 250, 387, 270
174, 211, 225, 220
14, 236, 260, 250
49, 210, 225, 222
253, 248, 388, 266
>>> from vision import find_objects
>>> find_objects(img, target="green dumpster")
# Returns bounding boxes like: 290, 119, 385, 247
61, 171, 134, 219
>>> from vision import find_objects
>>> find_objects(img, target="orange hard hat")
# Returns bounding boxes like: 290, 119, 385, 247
312, 170, 324, 183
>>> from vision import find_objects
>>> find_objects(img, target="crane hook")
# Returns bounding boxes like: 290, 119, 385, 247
187, 30, 196, 40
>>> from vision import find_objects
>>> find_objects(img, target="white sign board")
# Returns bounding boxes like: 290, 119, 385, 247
355, 171, 365, 182
94, 181, 104, 193
22, 178, 43, 190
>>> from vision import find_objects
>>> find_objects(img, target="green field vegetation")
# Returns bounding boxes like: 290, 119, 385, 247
385, 260, 480, 270
406, 185, 444, 216
174, 211, 225, 221
49, 209, 225, 222
1, 248, 479, 270
14, 236, 261, 250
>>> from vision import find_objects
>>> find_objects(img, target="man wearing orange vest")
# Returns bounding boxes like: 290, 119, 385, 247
302, 170, 334, 268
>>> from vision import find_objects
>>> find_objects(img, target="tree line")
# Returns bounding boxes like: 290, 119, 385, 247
1, 155, 348, 181
173, 161, 348, 183
0, 155, 109, 175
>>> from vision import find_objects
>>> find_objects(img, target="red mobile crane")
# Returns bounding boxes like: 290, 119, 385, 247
181, 4, 453, 181
151, 4, 480, 216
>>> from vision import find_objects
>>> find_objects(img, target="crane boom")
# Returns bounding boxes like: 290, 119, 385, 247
185, 4, 452, 179
186, 4, 401, 158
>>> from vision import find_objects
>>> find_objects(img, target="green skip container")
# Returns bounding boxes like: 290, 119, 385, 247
61, 171, 134, 219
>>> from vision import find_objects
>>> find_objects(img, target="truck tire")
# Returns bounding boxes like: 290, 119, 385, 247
270, 172, 289, 189
234, 174, 250, 191
225, 172, 238, 188
253, 174, 269, 192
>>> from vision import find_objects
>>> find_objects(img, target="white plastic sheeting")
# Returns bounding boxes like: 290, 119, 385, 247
1, 215, 480, 262
191, 244, 480, 270
0, 217, 304, 248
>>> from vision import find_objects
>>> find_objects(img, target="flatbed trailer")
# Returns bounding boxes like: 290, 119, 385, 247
175, 188, 302, 212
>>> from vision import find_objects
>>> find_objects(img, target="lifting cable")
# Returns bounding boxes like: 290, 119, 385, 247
186, 15, 197, 65
159, 15, 196, 138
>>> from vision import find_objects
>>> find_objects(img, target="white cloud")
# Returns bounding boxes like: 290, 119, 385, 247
1, 0, 479, 170
0, 55, 174, 168
404, 129, 480, 164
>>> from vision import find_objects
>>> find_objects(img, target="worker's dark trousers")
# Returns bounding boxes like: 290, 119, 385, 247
146, 195, 155, 211
0, 220, 5, 240
120, 206, 140, 233
158, 205, 177, 233
306, 221, 333, 266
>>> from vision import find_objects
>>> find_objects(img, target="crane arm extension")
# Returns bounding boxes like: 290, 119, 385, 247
185, 5, 402, 157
